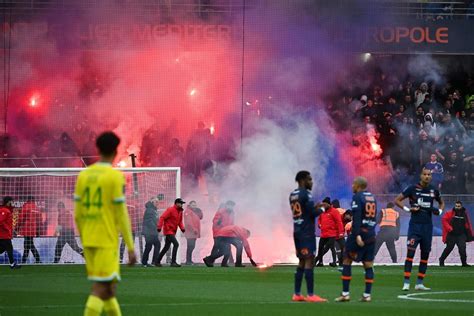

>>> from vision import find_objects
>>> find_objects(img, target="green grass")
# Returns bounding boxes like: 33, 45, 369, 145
1, 265, 473, 315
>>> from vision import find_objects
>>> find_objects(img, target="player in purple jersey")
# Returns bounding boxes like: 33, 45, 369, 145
289, 171, 327, 303
335, 177, 377, 303
395, 168, 444, 291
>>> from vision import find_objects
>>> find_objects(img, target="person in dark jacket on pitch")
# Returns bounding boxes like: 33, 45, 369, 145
141, 197, 161, 267
156, 198, 186, 267
54, 201, 83, 263
439, 201, 474, 267
184, 200, 203, 265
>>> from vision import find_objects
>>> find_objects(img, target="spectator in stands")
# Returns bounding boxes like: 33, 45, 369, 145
349, 95, 366, 116
186, 122, 212, 183
442, 99, 454, 115
419, 130, 434, 167
443, 152, 464, 193
0, 196, 21, 269
385, 96, 399, 115
53, 202, 83, 263
59, 132, 80, 157
439, 201, 473, 267
141, 197, 161, 267
400, 81, 415, 101
437, 136, 461, 161
361, 99, 378, 121
168, 138, 185, 167
421, 93, 433, 111
414, 106, 425, 128
394, 104, 407, 122
184, 200, 203, 265
465, 157, 474, 193
423, 113, 438, 140
424, 154, 444, 189
82, 131, 98, 165
415, 82, 429, 107
400, 95, 414, 112
155, 198, 186, 267
17, 197, 41, 264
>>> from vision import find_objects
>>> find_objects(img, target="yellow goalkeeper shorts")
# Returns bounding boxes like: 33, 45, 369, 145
83, 247, 121, 282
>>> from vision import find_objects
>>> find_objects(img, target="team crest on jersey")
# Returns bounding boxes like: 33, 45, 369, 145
430, 190, 435, 197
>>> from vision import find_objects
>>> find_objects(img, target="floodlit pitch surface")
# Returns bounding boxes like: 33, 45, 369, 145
1, 265, 473, 315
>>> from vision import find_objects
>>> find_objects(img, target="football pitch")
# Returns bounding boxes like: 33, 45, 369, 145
1, 265, 473, 316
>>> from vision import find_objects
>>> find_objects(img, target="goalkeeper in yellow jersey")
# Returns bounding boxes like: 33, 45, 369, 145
74, 131, 137, 316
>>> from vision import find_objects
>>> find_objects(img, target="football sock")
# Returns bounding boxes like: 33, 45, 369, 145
103, 297, 122, 316
304, 269, 314, 296
404, 249, 415, 283
364, 267, 374, 295
417, 251, 429, 285
84, 295, 104, 316
294, 267, 304, 295
341, 264, 352, 293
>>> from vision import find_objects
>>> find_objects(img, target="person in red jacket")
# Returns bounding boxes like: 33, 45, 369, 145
184, 200, 203, 265
212, 200, 235, 236
211, 200, 235, 264
203, 225, 256, 267
315, 197, 344, 267
0, 196, 21, 269
439, 201, 474, 267
155, 198, 186, 267
17, 196, 41, 264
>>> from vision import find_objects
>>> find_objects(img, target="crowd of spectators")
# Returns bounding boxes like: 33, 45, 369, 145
1, 55, 474, 196
327, 61, 474, 194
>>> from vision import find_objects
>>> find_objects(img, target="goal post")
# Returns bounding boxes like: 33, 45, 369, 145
0, 167, 181, 265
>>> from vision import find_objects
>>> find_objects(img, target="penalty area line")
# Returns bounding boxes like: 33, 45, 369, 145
398, 290, 474, 303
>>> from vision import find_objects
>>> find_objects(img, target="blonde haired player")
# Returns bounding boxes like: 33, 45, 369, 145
74, 131, 137, 316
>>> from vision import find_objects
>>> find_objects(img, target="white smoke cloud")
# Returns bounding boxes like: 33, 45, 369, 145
408, 55, 445, 86
209, 113, 334, 263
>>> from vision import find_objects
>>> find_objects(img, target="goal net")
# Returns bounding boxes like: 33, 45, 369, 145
0, 167, 180, 264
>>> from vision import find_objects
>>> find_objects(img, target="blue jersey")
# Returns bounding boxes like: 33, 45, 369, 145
289, 188, 321, 239
349, 191, 377, 242
402, 183, 441, 225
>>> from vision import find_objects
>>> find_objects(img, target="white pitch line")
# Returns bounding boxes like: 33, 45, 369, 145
397, 290, 474, 303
